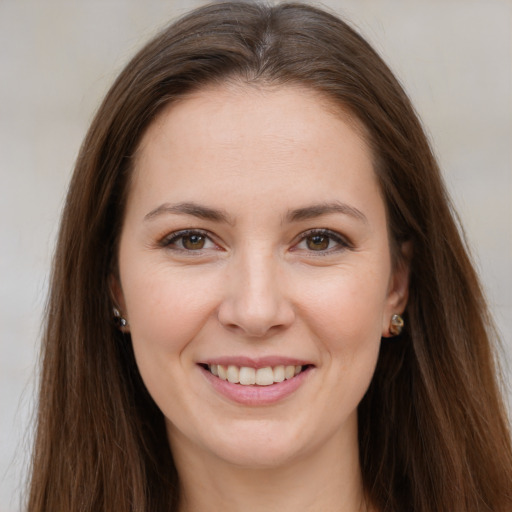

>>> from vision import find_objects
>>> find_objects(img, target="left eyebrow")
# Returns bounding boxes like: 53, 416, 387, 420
144, 201, 234, 225
285, 202, 368, 224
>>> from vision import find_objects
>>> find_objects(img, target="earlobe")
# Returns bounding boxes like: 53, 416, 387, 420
388, 313, 405, 336
383, 241, 412, 337
109, 274, 130, 332
113, 307, 129, 329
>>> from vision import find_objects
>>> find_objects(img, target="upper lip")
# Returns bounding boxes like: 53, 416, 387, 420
199, 356, 313, 369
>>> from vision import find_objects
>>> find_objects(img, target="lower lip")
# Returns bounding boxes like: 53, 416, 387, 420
199, 365, 312, 405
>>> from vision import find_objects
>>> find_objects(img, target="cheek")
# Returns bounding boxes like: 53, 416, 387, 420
121, 263, 221, 361
298, 266, 389, 345
121, 265, 224, 418
294, 265, 389, 406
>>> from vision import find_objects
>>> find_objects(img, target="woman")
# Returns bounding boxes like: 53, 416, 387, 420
28, 2, 512, 511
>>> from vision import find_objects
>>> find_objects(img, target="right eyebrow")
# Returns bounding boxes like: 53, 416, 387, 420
143, 201, 234, 225
285, 201, 368, 224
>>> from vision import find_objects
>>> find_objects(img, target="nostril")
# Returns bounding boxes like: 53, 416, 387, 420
216, 277, 295, 337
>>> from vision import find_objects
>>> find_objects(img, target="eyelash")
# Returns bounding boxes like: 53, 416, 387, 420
160, 229, 218, 253
293, 229, 352, 254
159, 228, 351, 255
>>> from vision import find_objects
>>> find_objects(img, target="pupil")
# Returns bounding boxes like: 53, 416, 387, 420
183, 234, 205, 250
307, 235, 329, 250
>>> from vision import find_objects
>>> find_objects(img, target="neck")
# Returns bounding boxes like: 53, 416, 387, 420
171, 426, 367, 512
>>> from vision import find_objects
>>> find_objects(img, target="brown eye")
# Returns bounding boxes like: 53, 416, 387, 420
306, 234, 330, 251
293, 229, 350, 254
182, 234, 206, 250
162, 230, 217, 252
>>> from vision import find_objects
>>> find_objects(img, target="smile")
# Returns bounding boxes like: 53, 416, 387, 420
207, 364, 305, 386
199, 359, 314, 405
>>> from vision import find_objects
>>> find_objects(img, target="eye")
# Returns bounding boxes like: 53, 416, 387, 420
294, 229, 350, 253
305, 233, 331, 251
162, 230, 217, 252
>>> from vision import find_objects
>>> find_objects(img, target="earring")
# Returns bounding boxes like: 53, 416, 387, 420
113, 307, 128, 328
389, 313, 404, 336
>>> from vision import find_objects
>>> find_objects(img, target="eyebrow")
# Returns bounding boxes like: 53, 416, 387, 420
144, 200, 367, 225
144, 202, 234, 224
286, 202, 368, 224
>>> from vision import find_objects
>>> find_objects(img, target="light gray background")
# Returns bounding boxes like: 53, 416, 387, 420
1, 1, 510, 510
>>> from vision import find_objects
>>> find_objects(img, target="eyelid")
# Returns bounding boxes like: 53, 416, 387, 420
292, 228, 353, 253
159, 228, 220, 252
158, 227, 351, 254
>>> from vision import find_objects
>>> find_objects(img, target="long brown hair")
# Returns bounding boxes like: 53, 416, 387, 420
28, 2, 512, 511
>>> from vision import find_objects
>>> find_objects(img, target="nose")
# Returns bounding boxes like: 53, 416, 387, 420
217, 248, 295, 338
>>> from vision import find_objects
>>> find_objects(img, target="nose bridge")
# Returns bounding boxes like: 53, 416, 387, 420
218, 241, 294, 336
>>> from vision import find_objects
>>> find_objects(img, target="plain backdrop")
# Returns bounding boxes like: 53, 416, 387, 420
0, 1, 510, 510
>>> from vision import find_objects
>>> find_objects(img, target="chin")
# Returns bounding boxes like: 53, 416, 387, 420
210, 436, 306, 469
223, 416, 350, 470
169, 416, 315, 470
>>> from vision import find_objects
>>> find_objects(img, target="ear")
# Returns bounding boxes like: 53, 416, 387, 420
382, 241, 412, 337
109, 273, 130, 333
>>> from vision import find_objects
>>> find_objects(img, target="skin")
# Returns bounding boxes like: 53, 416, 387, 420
114, 84, 410, 512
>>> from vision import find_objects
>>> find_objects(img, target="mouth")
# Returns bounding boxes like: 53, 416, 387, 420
200, 363, 312, 386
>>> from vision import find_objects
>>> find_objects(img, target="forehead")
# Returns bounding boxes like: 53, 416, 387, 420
129, 83, 382, 220
142, 83, 368, 147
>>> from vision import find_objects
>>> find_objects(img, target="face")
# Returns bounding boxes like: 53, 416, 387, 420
114, 84, 409, 469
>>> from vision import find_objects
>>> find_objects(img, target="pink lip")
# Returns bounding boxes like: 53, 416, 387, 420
199, 364, 313, 406
201, 356, 310, 369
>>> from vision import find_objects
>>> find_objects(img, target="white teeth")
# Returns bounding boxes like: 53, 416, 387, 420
239, 367, 256, 385
217, 364, 227, 380
227, 365, 240, 383
273, 365, 285, 383
255, 367, 274, 386
207, 363, 305, 385
284, 365, 295, 380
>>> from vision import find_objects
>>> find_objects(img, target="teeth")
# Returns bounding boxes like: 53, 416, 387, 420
284, 365, 295, 380
273, 365, 285, 383
255, 367, 274, 386
227, 365, 240, 384
208, 364, 305, 386
217, 364, 227, 380
239, 367, 256, 385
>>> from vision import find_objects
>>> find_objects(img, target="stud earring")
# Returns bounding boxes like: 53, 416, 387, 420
113, 307, 128, 328
389, 313, 404, 336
